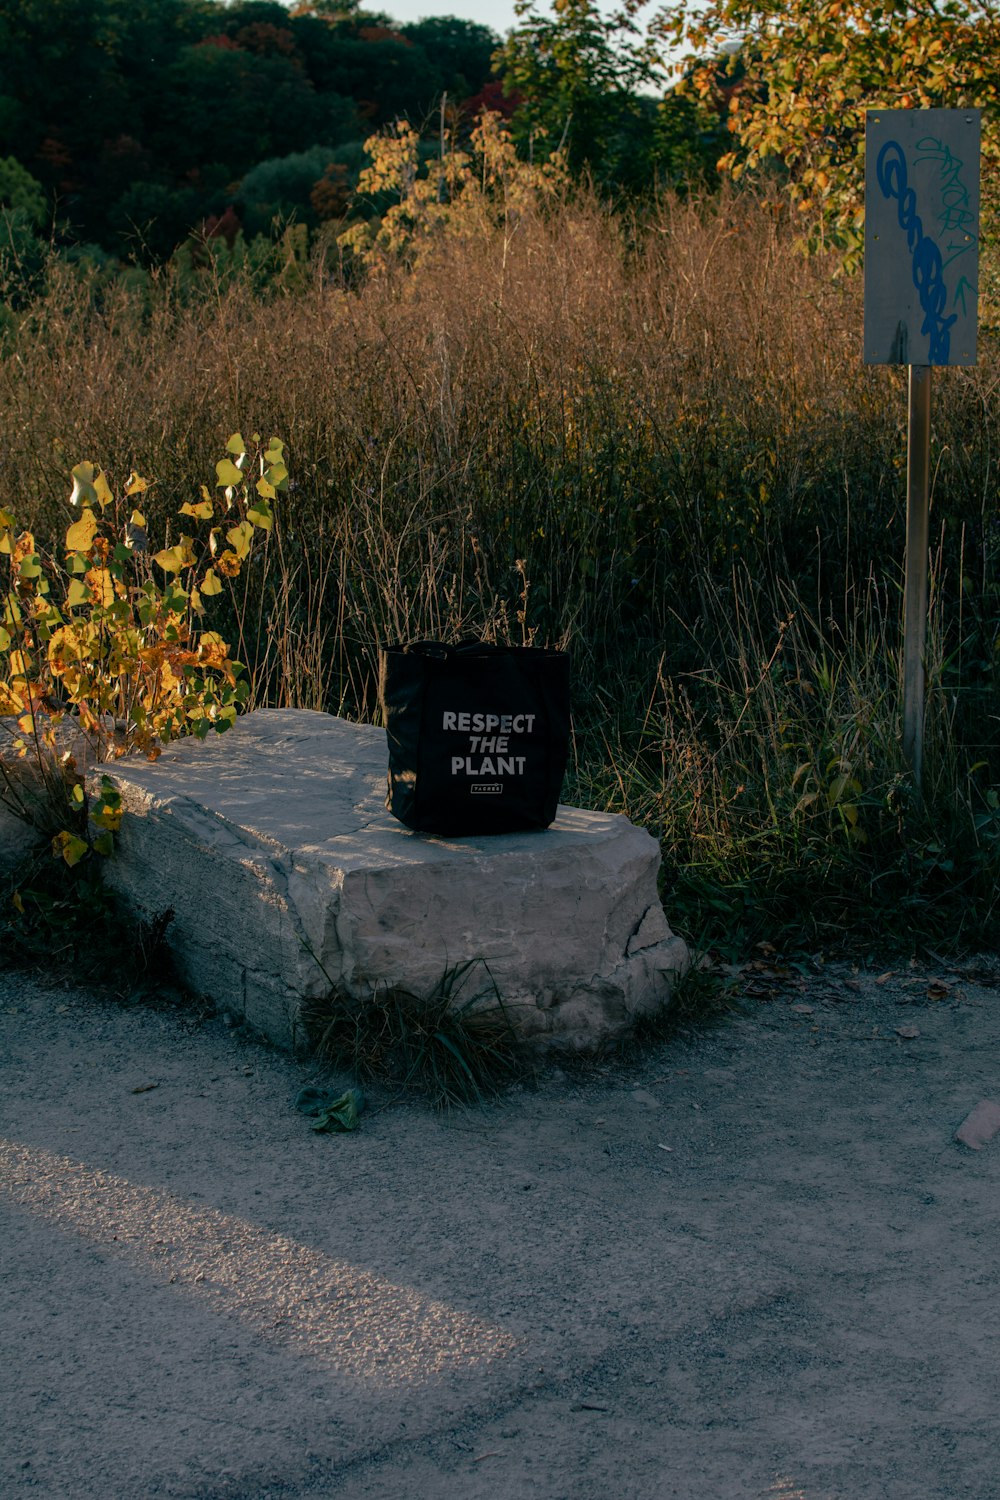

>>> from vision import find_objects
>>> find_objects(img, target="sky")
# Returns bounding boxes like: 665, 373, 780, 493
377, 0, 648, 42
375, 1, 678, 88
380, 0, 524, 32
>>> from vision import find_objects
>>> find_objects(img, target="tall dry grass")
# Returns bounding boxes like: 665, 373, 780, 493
3, 187, 999, 951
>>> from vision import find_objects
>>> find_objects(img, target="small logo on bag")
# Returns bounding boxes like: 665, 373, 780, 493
471, 783, 502, 796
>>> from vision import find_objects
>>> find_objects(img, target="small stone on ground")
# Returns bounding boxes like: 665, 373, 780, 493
955, 1098, 1000, 1150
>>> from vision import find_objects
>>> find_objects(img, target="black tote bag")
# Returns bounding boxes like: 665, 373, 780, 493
379, 641, 571, 835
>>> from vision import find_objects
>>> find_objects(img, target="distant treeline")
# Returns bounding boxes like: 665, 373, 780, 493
0, 0, 503, 260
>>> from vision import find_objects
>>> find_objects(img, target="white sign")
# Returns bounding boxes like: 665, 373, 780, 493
864, 108, 980, 366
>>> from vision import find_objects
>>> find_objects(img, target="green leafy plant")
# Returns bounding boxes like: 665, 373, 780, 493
301, 961, 528, 1109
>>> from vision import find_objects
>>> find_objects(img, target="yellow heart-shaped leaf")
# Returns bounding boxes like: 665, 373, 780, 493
93, 471, 113, 510
152, 538, 196, 574
52, 830, 90, 867
246, 497, 273, 531
215, 458, 243, 488
85, 568, 116, 607
69, 463, 98, 508
180, 499, 214, 521
65, 509, 98, 554
66, 578, 92, 608
226, 520, 254, 560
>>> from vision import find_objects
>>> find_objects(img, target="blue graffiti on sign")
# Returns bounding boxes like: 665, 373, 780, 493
876, 139, 957, 363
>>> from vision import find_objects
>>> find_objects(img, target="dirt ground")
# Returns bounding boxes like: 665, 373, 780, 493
2, 951, 999, 1500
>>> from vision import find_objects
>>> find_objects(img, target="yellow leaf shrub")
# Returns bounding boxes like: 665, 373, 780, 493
0, 432, 289, 865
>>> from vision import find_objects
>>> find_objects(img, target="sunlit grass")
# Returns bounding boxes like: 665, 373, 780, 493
2, 187, 999, 955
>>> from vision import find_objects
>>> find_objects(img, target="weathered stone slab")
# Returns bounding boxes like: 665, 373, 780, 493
94, 709, 688, 1052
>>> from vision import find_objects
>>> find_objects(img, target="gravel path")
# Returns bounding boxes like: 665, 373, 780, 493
2, 956, 999, 1499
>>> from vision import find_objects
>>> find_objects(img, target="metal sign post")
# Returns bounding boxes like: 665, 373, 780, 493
903, 364, 931, 788
864, 108, 980, 793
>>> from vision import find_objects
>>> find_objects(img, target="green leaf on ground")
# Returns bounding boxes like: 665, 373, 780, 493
294, 1085, 365, 1133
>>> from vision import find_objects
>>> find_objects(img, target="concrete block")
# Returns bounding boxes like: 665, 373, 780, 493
93, 709, 689, 1052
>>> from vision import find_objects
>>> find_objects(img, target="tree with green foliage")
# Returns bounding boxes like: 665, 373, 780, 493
0, 158, 47, 227
0, 0, 204, 181
496, 0, 662, 189
494, 0, 717, 194
654, 0, 1000, 254
653, 84, 730, 190
0, 156, 49, 311
288, 0, 362, 15
398, 16, 498, 104
0, 0, 502, 261
236, 143, 356, 234
153, 41, 356, 178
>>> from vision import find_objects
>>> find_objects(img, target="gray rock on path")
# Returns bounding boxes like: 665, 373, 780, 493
955, 1099, 1000, 1150
91, 709, 688, 1052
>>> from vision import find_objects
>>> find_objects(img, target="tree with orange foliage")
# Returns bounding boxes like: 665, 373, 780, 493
654, 0, 1000, 260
